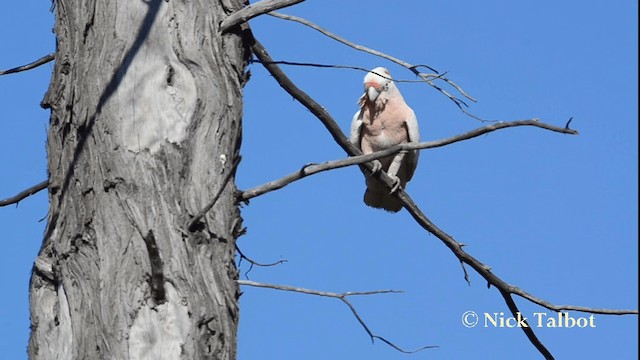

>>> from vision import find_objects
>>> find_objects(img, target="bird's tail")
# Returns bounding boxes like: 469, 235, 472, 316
363, 187, 403, 213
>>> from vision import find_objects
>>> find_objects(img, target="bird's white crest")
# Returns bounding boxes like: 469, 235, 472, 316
363, 67, 391, 89
362, 67, 394, 102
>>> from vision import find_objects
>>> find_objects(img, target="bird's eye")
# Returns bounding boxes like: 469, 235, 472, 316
383, 83, 390, 91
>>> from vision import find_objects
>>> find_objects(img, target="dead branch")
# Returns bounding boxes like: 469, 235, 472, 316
237, 279, 436, 353
513, 289, 639, 316
266, 12, 424, 77
0, 180, 49, 207
239, 159, 357, 201
248, 32, 638, 359
236, 244, 287, 278
459, 260, 471, 286
220, 0, 305, 33
248, 59, 437, 84
250, 36, 354, 151
395, 190, 638, 359
267, 11, 487, 120
499, 288, 552, 358
0, 54, 55, 76
238, 119, 578, 201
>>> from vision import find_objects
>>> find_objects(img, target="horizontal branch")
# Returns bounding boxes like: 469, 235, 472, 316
239, 119, 578, 201
239, 159, 355, 201
248, 59, 435, 83
238, 279, 401, 298
0, 180, 49, 207
220, 0, 305, 33
238, 280, 436, 353
0, 53, 54, 76
514, 288, 639, 315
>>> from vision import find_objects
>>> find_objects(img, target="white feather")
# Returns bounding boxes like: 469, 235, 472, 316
349, 110, 363, 146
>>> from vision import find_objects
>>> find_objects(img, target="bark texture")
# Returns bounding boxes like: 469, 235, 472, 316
29, 0, 249, 359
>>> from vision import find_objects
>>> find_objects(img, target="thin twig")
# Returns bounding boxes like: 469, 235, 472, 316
236, 244, 287, 278
248, 33, 638, 359
238, 279, 436, 353
249, 59, 441, 84
267, 11, 488, 120
459, 261, 471, 286
238, 119, 578, 201
187, 157, 241, 231
220, 0, 305, 33
0, 54, 55, 76
0, 180, 49, 207
266, 12, 435, 79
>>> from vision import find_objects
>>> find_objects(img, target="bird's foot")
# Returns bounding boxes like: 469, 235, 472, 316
369, 160, 383, 174
388, 174, 402, 194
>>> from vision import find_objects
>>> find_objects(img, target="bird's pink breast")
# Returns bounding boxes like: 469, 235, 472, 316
360, 98, 411, 153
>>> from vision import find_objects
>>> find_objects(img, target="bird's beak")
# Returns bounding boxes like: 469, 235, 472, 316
366, 86, 380, 102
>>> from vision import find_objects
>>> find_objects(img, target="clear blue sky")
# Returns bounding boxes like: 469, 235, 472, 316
1, 1, 637, 359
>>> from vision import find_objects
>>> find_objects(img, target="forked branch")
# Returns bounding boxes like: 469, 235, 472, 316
237, 280, 437, 353
236, 244, 287, 278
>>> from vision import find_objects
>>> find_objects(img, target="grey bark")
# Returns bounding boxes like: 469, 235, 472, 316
28, 0, 249, 359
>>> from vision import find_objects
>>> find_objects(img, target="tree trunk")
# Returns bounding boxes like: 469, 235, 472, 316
28, 0, 249, 358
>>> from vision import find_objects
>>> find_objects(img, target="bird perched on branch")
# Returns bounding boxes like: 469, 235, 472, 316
350, 67, 420, 212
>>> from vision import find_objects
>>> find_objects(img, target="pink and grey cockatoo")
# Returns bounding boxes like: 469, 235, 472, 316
350, 67, 420, 212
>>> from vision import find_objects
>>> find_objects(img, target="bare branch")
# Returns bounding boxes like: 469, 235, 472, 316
249, 59, 468, 87
239, 160, 355, 201
238, 279, 401, 299
238, 280, 436, 353
250, 35, 358, 154
187, 156, 241, 232
394, 191, 638, 317
248, 33, 638, 359
513, 288, 639, 315
249, 59, 432, 79
267, 11, 483, 119
0, 180, 49, 207
239, 119, 578, 201
236, 244, 287, 278
459, 260, 471, 286
266, 12, 424, 75
500, 289, 553, 359
395, 190, 638, 360
220, 0, 305, 33
0, 54, 55, 76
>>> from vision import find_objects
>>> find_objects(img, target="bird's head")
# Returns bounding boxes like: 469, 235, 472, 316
362, 67, 393, 103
